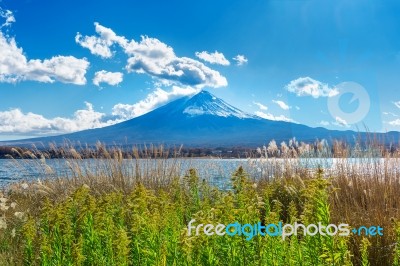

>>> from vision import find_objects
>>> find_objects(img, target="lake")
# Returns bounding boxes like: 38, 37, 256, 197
1, 157, 399, 188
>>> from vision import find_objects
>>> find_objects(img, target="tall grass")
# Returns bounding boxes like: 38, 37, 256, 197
0, 142, 399, 265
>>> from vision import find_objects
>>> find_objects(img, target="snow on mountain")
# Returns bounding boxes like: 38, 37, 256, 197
181, 91, 256, 119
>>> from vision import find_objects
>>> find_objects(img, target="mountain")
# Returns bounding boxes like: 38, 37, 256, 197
2, 91, 400, 147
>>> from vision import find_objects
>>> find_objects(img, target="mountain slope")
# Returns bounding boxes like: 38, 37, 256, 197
2, 91, 399, 147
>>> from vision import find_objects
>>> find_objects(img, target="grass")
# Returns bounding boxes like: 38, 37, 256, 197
0, 141, 399, 265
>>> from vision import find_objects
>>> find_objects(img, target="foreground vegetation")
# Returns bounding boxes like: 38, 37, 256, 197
0, 142, 400, 265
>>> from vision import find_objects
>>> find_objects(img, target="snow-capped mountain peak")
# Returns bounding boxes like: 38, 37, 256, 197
182, 91, 255, 119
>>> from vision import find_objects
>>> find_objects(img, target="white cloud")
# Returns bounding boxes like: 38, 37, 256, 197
233, 54, 248, 66
112, 86, 199, 119
0, 8, 15, 28
272, 100, 290, 110
0, 86, 201, 136
0, 102, 121, 136
383, 111, 398, 117
320, 120, 330, 126
393, 101, 400, 109
195, 51, 230, 66
255, 111, 296, 123
75, 22, 126, 59
333, 116, 350, 127
75, 32, 113, 58
126, 53, 227, 88
389, 119, 400, 126
93, 70, 123, 86
253, 102, 268, 110
286, 77, 339, 98
0, 26, 89, 85
76, 23, 227, 88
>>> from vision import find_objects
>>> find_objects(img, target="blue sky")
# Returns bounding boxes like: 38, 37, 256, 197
1, 0, 400, 140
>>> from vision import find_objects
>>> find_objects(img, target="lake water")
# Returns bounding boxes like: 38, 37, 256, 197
1, 157, 399, 188
1, 158, 257, 188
